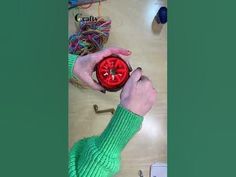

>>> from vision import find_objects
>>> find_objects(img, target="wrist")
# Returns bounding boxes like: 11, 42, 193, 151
70, 57, 89, 89
68, 54, 79, 79
72, 56, 80, 77
120, 101, 144, 116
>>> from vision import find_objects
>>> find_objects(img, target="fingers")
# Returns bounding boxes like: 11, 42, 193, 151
125, 67, 156, 90
128, 67, 143, 83
94, 47, 132, 62
150, 88, 158, 104
139, 75, 150, 82
105, 47, 132, 56
138, 73, 157, 103
121, 67, 142, 96
83, 75, 105, 91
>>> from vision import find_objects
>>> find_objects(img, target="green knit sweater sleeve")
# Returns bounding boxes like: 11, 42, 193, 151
68, 54, 78, 79
69, 105, 143, 177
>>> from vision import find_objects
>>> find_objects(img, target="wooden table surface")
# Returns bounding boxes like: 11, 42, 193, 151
69, 0, 167, 176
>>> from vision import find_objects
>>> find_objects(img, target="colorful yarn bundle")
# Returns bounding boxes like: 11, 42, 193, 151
69, 17, 111, 56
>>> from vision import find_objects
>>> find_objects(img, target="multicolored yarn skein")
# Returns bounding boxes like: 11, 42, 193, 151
69, 17, 111, 56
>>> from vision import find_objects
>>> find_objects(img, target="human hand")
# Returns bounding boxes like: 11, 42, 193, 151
73, 47, 132, 91
120, 68, 157, 116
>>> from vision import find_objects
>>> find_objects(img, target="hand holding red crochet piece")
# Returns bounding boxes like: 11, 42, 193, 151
121, 67, 157, 116
73, 47, 132, 91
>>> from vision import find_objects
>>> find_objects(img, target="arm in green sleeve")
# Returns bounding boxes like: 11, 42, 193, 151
69, 105, 143, 177
68, 54, 78, 79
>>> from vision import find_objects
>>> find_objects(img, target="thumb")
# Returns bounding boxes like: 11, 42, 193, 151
122, 67, 142, 91
121, 67, 142, 99
84, 75, 105, 91
128, 67, 142, 83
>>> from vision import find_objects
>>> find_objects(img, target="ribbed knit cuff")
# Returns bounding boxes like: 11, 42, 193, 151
68, 54, 78, 79
97, 105, 143, 156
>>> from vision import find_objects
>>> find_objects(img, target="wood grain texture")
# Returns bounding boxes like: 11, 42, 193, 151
69, 0, 167, 176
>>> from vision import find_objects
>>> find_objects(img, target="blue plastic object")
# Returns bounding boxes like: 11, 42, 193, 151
155, 7, 168, 24
69, 0, 78, 6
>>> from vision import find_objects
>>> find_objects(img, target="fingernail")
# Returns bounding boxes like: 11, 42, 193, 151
137, 67, 142, 70
127, 50, 132, 54
100, 90, 106, 94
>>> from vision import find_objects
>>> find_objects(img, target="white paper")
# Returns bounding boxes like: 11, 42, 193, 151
150, 163, 167, 177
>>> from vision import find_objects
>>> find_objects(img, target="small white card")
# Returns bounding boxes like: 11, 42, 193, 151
150, 163, 167, 177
